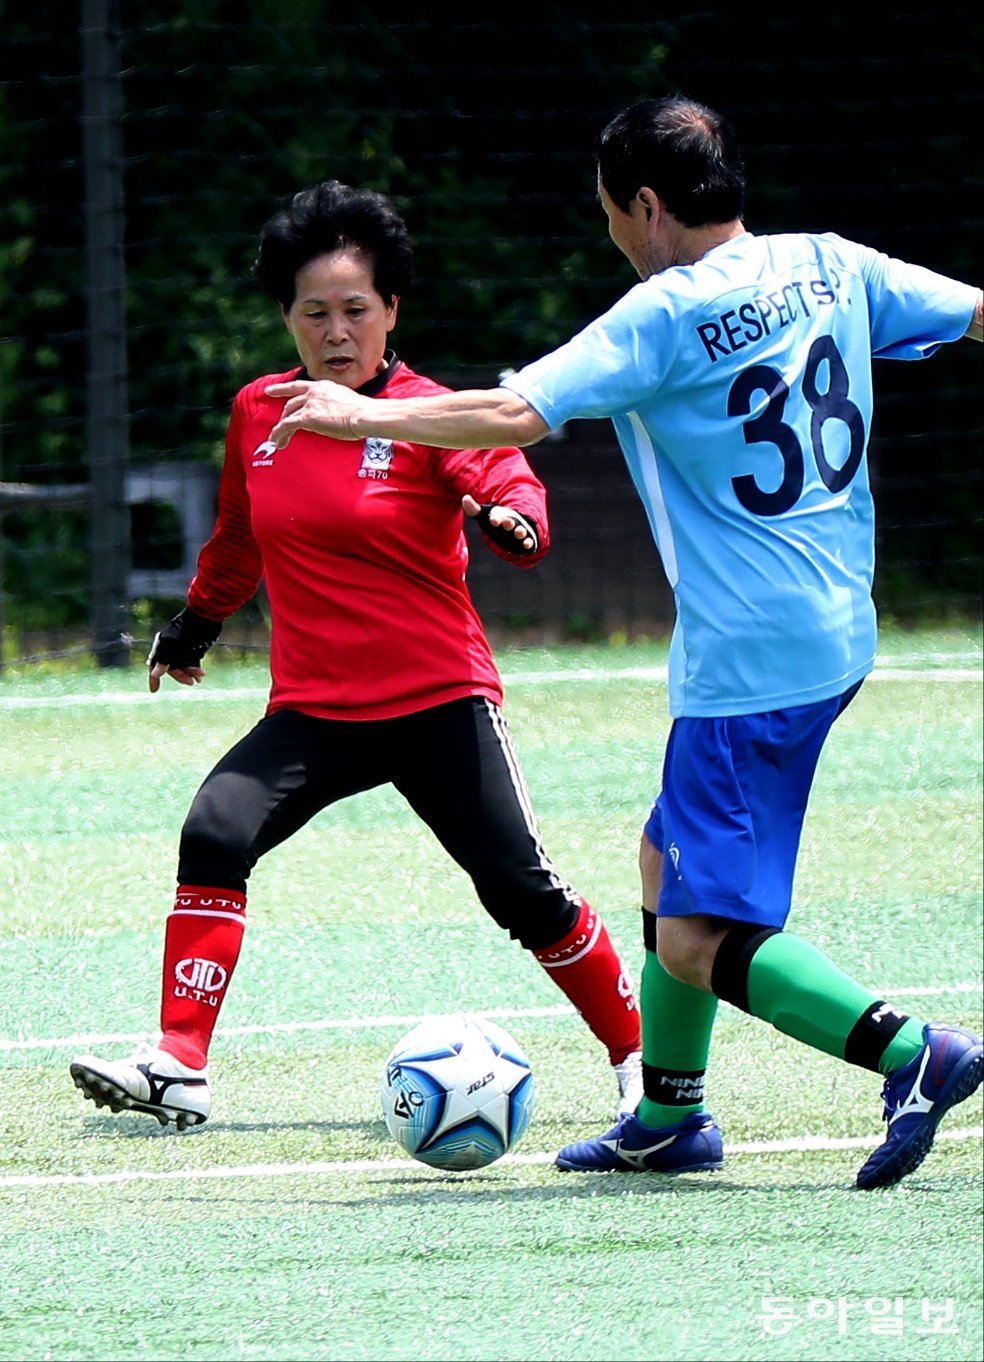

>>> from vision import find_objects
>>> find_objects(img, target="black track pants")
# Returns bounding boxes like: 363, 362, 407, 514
177, 696, 580, 949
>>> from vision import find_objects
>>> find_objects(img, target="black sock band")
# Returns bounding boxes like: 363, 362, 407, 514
642, 1062, 706, 1107
642, 907, 659, 953
843, 1001, 910, 1073
710, 924, 782, 1012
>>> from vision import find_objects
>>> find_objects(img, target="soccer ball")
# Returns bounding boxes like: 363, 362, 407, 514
380, 1013, 536, 1171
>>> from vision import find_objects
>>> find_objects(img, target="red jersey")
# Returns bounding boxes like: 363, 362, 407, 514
187, 358, 550, 720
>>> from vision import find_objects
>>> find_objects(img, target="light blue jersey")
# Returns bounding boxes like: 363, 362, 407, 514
502, 233, 977, 716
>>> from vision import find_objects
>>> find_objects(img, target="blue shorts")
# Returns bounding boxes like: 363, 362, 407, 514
644, 684, 862, 928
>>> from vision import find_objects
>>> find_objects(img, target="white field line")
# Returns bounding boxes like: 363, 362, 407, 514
2, 988, 981, 1054
0, 658, 980, 709
1, 1127, 981, 1190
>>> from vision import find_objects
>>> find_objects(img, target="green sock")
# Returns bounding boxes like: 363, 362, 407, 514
880, 1025, 927, 1075
743, 932, 924, 1075
637, 947, 719, 1127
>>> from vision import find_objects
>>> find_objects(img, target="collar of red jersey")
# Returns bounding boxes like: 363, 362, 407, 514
296, 350, 401, 399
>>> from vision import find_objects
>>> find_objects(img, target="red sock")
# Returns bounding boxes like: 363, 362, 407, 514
533, 899, 640, 1064
158, 885, 246, 1069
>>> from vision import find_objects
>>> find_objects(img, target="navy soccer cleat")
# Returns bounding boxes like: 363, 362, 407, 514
856, 1023, 984, 1190
555, 1109, 724, 1173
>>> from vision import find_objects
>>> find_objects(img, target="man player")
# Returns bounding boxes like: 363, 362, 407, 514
260, 98, 983, 1189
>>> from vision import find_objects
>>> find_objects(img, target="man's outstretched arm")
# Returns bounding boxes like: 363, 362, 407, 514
967, 289, 983, 342
266, 379, 551, 451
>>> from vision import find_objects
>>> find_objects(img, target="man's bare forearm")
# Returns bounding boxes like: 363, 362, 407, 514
353, 388, 550, 448
267, 378, 552, 450
967, 290, 984, 342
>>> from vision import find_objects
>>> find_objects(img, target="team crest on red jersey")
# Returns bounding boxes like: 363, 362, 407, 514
359, 438, 395, 479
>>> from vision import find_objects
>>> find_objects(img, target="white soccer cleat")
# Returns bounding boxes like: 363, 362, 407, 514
70, 1042, 211, 1130
613, 1049, 644, 1117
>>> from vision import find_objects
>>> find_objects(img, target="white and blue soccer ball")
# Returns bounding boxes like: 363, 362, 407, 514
380, 1013, 536, 1171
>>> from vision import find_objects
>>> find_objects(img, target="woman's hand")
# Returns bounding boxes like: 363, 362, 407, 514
462, 494, 539, 554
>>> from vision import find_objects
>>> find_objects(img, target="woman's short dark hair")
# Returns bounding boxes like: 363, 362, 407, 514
598, 96, 745, 227
254, 180, 413, 308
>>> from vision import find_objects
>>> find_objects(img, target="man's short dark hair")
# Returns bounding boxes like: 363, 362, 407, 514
598, 96, 745, 227
255, 180, 413, 309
